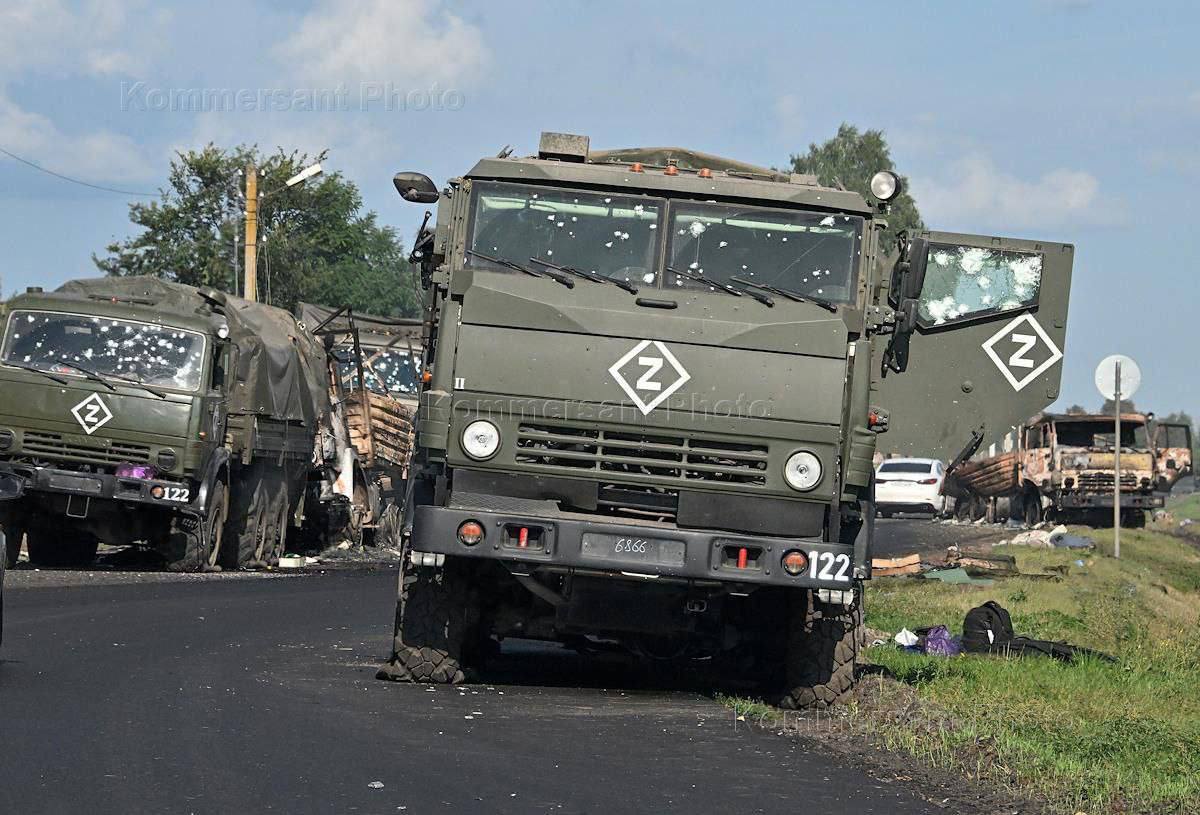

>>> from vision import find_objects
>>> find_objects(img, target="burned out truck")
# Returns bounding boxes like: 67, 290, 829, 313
948, 412, 1192, 526
377, 132, 1074, 707
298, 303, 421, 544
0, 277, 356, 570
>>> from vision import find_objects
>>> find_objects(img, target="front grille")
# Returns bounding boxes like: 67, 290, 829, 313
515, 422, 769, 486
22, 431, 151, 465
1076, 472, 1140, 490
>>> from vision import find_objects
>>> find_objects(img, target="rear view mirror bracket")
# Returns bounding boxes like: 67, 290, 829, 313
393, 172, 440, 204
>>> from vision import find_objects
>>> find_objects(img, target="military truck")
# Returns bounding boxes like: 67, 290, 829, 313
948, 412, 1191, 526
298, 303, 421, 544
376, 132, 1074, 708
0, 277, 354, 571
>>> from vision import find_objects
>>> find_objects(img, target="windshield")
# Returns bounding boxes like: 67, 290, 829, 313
667, 203, 862, 303
336, 346, 419, 396
2, 310, 207, 392
467, 181, 664, 285
1057, 421, 1150, 449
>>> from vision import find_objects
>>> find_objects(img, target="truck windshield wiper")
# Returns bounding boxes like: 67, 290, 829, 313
55, 360, 118, 391
666, 267, 773, 306
466, 249, 574, 289
106, 370, 169, 400
530, 257, 639, 294
730, 277, 839, 312
4, 360, 69, 385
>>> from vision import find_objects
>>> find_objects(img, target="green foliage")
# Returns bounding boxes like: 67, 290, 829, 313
94, 144, 420, 317
787, 123, 923, 251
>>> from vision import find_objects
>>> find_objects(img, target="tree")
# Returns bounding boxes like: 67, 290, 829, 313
787, 123, 923, 250
95, 145, 420, 317
1100, 398, 1138, 415
1065, 404, 1088, 415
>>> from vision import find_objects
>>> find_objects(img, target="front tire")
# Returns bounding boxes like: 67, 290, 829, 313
3, 522, 22, 568
777, 587, 863, 710
377, 548, 477, 684
164, 480, 227, 572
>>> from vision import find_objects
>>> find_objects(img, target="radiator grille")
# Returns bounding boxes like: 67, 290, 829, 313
22, 431, 151, 465
1077, 471, 1140, 490
515, 422, 769, 486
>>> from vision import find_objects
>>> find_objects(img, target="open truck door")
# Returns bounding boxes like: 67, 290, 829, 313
874, 230, 1074, 463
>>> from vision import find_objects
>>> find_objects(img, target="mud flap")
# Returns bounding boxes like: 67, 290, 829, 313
875, 231, 1074, 461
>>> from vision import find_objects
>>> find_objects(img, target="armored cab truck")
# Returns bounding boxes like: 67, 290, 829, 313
377, 132, 1074, 707
948, 412, 1192, 526
0, 277, 353, 571
298, 303, 422, 544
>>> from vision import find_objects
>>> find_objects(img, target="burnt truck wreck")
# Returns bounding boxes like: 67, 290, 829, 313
947, 412, 1193, 526
0, 277, 359, 570
378, 132, 1074, 707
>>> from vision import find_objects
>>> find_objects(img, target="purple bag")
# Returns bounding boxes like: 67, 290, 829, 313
116, 463, 157, 480
922, 625, 962, 656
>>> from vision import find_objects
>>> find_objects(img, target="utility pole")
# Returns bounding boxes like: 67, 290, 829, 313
1113, 360, 1121, 559
243, 164, 258, 302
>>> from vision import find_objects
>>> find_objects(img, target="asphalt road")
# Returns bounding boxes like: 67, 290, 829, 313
0, 563, 948, 814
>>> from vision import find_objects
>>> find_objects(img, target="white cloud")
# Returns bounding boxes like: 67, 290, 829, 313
910, 155, 1107, 230
0, 0, 161, 78
275, 0, 488, 88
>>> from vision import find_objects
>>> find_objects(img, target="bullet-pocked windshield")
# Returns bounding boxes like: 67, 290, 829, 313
335, 346, 420, 396
1, 310, 207, 392
467, 182, 664, 285
667, 203, 863, 303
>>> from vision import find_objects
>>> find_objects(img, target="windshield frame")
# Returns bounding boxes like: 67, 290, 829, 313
0, 308, 210, 394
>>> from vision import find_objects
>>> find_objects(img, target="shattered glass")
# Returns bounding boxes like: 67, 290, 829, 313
467, 181, 663, 285
335, 346, 419, 396
1, 310, 206, 391
666, 203, 863, 303
918, 246, 1042, 326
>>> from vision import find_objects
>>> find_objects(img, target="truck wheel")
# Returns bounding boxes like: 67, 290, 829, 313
26, 526, 99, 568
234, 472, 286, 569
377, 551, 475, 684
777, 587, 862, 710
164, 480, 227, 572
1023, 489, 1042, 526
3, 523, 22, 568
263, 491, 291, 567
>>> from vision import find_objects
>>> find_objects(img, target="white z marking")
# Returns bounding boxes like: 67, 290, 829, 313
635, 356, 664, 392
1007, 333, 1037, 369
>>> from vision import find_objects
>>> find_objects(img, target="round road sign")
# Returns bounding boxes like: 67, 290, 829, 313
1095, 354, 1141, 401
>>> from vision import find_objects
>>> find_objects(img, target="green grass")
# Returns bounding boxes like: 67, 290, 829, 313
1168, 491, 1200, 523
730, 528, 1200, 814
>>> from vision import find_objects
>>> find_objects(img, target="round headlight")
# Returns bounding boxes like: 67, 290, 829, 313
869, 170, 901, 202
461, 420, 500, 460
784, 451, 822, 491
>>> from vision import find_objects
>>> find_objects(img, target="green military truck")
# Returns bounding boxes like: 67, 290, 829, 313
0, 276, 352, 571
377, 132, 1074, 707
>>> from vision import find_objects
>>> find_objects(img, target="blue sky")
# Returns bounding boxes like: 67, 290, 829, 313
1, 0, 1196, 416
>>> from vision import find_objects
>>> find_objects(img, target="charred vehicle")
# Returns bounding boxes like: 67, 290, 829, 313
377, 132, 1074, 707
0, 277, 355, 570
948, 412, 1191, 526
298, 303, 421, 544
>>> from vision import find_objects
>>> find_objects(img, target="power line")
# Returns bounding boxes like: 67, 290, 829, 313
0, 146, 158, 197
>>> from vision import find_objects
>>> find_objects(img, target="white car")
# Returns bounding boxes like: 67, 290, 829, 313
875, 458, 948, 518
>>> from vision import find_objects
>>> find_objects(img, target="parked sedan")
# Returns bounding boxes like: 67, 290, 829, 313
875, 458, 948, 518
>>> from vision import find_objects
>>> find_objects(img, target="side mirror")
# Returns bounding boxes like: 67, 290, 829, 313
0, 472, 25, 501
890, 236, 929, 305
392, 172, 439, 204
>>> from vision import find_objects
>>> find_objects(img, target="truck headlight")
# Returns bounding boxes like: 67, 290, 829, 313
784, 451, 822, 491
461, 420, 500, 460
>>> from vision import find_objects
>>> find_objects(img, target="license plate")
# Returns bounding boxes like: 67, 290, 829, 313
580, 533, 686, 568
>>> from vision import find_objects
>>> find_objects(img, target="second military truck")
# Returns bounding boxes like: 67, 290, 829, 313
0, 277, 358, 570
377, 132, 1075, 708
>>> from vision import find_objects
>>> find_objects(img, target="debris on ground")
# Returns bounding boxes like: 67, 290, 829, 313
893, 628, 919, 647
872, 553, 921, 576
1047, 525, 1095, 549
962, 601, 1116, 663
922, 567, 994, 586
996, 529, 1053, 548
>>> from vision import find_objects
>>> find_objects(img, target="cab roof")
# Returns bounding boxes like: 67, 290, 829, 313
465, 147, 873, 215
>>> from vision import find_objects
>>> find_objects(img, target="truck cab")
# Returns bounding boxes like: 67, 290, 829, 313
378, 132, 1075, 707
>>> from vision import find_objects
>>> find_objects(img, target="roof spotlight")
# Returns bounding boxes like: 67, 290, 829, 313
870, 170, 901, 202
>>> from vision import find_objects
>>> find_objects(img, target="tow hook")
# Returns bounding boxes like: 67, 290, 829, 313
685, 599, 708, 614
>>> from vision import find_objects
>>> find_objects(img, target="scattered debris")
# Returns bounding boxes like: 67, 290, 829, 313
278, 555, 305, 569
923, 567, 994, 586
998, 530, 1053, 548
872, 553, 921, 576
893, 628, 919, 647
367, 781, 385, 790
1048, 525, 1094, 549
962, 601, 1116, 663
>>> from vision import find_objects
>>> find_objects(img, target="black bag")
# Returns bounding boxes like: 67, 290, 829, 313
962, 600, 1013, 653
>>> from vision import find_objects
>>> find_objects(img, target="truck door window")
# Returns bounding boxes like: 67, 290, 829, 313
466, 182, 664, 286
917, 245, 1042, 327
666, 203, 862, 304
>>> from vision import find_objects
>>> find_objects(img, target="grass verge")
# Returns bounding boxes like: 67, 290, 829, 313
730, 527, 1200, 814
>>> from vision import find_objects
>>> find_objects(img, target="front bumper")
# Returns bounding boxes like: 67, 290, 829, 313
409, 502, 860, 589
1059, 492, 1164, 510
0, 462, 200, 516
